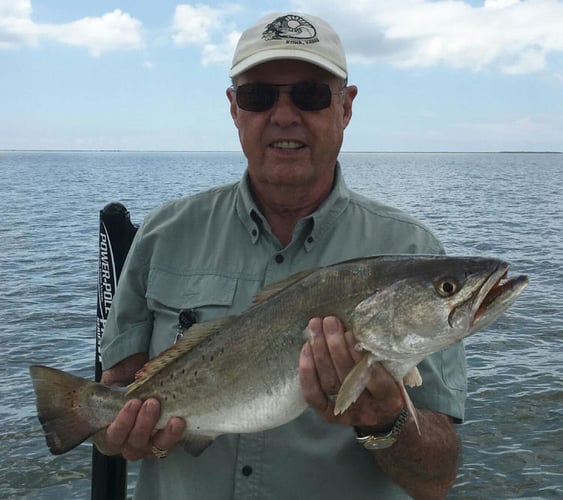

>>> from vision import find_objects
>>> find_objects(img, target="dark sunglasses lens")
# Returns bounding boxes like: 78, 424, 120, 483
236, 84, 277, 111
291, 82, 332, 111
235, 82, 334, 112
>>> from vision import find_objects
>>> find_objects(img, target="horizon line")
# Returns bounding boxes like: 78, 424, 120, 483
1, 149, 561, 154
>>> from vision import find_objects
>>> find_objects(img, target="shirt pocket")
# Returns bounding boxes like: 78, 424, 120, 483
145, 269, 238, 355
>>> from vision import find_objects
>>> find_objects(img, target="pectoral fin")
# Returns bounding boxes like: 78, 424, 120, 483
397, 381, 421, 434
334, 353, 375, 415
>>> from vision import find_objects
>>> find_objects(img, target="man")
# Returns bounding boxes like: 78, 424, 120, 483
99, 12, 465, 499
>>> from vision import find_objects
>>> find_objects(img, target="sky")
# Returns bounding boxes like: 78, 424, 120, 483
1, 0, 562, 152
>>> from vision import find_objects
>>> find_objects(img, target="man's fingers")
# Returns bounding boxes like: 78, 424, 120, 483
105, 399, 142, 447
152, 417, 186, 451
307, 318, 340, 393
127, 398, 161, 450
322, 317, 356, 382
103, 397, 186, 461
300, 341, 336, 413
301, 316, 366, 420
301, 318, 409, 427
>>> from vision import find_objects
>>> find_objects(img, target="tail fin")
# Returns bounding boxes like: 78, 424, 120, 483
29, 365, 122, 455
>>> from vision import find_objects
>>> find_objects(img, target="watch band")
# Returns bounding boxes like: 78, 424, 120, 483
354, 407, 410, 450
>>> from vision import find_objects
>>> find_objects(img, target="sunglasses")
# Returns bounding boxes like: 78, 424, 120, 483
233, 82, 344, 112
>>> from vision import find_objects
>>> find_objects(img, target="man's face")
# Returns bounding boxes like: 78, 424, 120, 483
227, 60, 357, 192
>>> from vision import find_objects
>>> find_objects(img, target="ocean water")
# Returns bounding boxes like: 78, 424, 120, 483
0, 151, 561, 499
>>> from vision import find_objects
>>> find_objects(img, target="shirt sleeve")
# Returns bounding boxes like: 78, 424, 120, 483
409, 344, 467, 422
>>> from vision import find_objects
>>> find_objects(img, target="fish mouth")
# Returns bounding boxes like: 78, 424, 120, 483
470, 262, 528, 332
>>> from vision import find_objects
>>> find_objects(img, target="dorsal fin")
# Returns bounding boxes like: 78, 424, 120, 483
126, 317, 233, 395
253, 269, 316, 304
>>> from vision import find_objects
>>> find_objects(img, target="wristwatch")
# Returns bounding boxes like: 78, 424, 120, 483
354, 408, 410, 450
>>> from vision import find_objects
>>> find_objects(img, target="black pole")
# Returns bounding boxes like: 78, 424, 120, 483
92, 202, 138, 500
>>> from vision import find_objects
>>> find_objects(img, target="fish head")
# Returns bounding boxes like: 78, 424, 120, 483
352, 256, 528, 370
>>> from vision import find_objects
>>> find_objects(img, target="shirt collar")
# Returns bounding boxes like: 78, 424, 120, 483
236, 162, 351, 249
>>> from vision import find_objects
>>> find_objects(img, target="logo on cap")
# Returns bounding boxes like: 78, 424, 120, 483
262, 15, 319, 44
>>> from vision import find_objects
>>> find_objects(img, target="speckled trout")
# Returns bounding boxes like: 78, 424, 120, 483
29, 255, 527, 456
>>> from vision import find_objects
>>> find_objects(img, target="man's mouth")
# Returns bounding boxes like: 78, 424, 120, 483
270, 140, 306, 150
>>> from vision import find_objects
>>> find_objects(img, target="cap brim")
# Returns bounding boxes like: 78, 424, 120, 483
229, 49, 347, 80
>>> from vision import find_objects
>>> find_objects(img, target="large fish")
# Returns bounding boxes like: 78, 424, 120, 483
29, 255, 527, 456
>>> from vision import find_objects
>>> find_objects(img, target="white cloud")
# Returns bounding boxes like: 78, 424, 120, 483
292, 0, 563, 74
0, 0, 31, 17
4, 0, 561, 74
0, 0, 36, 48
0, 0, 144, 55
202, 30, 240, 66
40, 10, 144, 56
484, 0, 520, 8
172, 3, 240, 64
173, 4, 225, 45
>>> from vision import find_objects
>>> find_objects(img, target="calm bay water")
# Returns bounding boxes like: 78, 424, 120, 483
1, 151, 561, 499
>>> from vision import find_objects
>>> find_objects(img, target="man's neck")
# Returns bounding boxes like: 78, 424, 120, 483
250, 180, 332, 247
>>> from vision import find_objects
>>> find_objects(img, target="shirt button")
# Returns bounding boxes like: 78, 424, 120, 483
275, 254, 284, 264
242, 465, 253, 476
307, 236, 314, 244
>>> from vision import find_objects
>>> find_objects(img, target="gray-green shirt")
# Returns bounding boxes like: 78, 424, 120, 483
101, 164, 466, 499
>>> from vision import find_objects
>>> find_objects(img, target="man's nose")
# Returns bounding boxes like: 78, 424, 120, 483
269, 90, 302, 126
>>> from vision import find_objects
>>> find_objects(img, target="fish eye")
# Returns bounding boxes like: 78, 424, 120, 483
436, 278, 459, 297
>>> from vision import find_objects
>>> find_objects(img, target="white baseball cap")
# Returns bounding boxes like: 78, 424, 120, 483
230, 13, 347, 80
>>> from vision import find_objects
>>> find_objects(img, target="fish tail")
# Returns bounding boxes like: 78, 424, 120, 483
29, 365, 122, 455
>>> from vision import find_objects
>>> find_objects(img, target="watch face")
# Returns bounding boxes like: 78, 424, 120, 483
363, 436, 396, 450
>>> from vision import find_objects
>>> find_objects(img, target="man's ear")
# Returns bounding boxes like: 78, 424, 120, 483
342, 85, 358, 129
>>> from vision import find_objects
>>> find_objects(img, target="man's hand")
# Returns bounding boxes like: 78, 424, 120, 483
102, 398, 186, 461
95, 353, 186, 460
299, 316, 404, 430
299, 316, 461, 498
